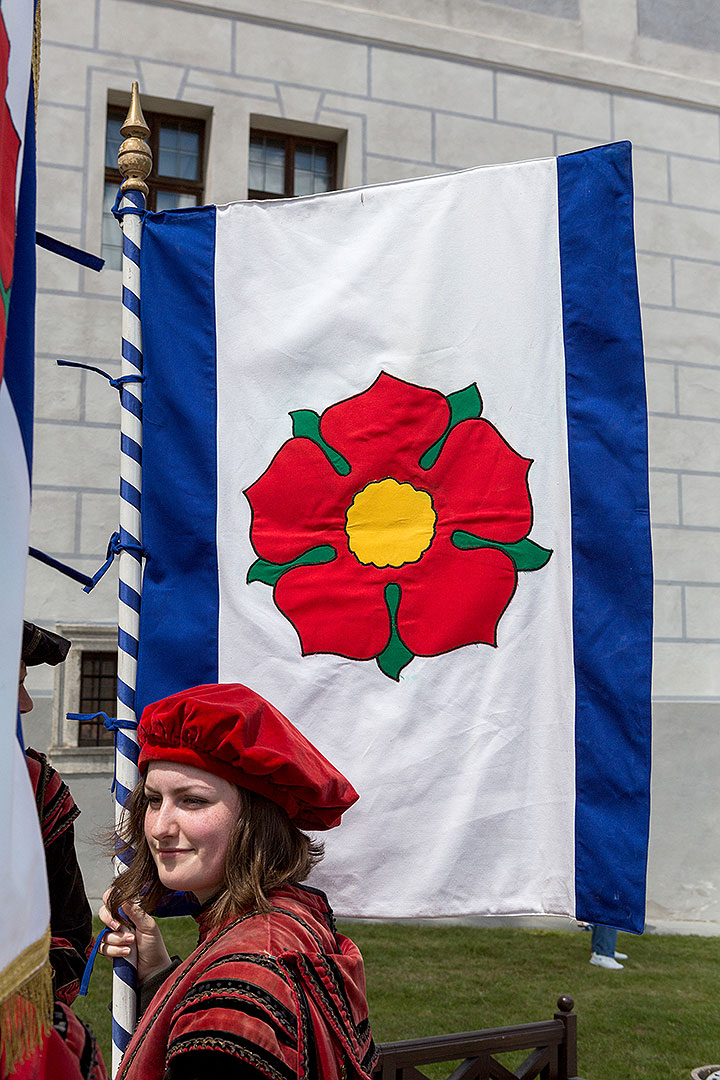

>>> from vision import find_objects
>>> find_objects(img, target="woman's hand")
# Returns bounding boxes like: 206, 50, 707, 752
98, 892, 172, 984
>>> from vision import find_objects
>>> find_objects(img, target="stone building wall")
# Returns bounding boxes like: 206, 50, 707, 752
22, 0, 720, 921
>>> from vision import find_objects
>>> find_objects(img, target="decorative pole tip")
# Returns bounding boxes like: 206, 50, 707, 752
118, 82, 152, 197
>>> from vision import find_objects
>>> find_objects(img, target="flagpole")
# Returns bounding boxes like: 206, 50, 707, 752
112, 82, 151, 1077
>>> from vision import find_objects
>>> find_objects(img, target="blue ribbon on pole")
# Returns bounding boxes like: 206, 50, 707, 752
83, 532, 147, 593
112, 188, 147, 223
66, 712, 139, 793
77, 928, 109, 997
28, 546, 95, 589
56, 358, 145, 392
36, 231, 105, 272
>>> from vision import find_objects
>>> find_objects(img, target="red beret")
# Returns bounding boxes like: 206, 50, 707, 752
138, 683, 358, 830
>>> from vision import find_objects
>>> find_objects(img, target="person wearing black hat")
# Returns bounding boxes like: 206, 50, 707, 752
20, 621, 94, 1007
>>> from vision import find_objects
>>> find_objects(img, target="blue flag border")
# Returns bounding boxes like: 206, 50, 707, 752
558, 141, 652, 934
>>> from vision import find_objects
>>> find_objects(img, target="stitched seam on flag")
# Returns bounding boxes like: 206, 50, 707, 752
116, 913, 256, 1077
167, 1031, 296, 1080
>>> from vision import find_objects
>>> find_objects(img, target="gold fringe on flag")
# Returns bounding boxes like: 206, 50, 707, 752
0, 927, 52, 1075
32, 0, 41, 119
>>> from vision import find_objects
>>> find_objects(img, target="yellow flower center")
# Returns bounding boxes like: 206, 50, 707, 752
345, 478, 436, 568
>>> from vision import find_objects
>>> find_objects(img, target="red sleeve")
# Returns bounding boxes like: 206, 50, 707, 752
167, 952, 300, 1080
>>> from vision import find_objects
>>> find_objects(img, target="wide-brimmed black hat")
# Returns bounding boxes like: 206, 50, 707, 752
22, 622, 71, 667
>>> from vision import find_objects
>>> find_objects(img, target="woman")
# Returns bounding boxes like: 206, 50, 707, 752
99, 683, 377, 1080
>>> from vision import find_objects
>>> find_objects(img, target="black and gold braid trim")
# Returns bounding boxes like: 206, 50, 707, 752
167, 1030, 296, 1080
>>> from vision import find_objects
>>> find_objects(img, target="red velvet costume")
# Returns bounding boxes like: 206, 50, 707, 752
117, 884, 377, 1080
25, 748, 93, 1005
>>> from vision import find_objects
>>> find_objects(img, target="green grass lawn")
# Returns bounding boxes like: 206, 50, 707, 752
74, 918, 720, 1080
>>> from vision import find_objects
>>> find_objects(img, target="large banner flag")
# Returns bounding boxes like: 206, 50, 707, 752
1, 0, 53, 1069
137, 141, 652, 932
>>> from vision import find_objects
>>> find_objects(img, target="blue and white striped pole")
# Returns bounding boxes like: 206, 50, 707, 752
112, 82, 151, 1077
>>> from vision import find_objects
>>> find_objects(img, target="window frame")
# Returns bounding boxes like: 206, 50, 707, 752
77, 650, 118, 748
248, 127, 339, 200
49, 625, 117, 771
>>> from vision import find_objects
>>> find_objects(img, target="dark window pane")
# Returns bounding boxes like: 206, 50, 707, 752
102, 182, 122, 271
294, 170, 314, 197
248, 161, 266, 190
78, 651, 117, 747
294, 143, 332, 197
158, 122, 200, 181
295, 149, 313, 171
249, 136, 287, 195
155, 189, 198, 212
105, 114, 124, 169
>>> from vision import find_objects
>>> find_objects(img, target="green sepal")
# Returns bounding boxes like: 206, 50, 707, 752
376, 583, 415, 680
419, 384, 483, 470
247, 544, 336, 587
290, 409, 351, 476
451, 530, 553, 571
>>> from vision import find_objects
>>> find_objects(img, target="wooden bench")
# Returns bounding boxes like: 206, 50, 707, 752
374, 994, 586, 1080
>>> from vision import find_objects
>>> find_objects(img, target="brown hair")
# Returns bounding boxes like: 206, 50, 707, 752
106, 780, 324, 927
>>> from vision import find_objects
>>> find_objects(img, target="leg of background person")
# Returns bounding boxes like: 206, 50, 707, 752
591, 924, 618, 957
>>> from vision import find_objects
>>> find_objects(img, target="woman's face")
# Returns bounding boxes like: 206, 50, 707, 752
143, 761, 242, 903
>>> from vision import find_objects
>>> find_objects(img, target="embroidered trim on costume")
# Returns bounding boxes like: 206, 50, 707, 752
167, 1030, 296, 1080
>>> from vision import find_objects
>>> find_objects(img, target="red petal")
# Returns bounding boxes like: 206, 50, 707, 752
428, 419, 533, 543
275, 549, 389, 660
246, 438, 351, 563
395, 536, 517, 654
321, 373, 449, 484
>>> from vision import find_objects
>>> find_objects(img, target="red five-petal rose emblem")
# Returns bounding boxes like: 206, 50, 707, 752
245, 373, 552, 680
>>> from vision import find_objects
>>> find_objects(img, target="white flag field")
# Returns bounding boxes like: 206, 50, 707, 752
1, 0, 51, 1062
136, 142, 652, 932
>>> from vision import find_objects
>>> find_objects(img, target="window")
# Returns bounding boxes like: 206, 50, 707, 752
103, 105, 206, 269
50, 625, 117, 765
248, 129, 338, 200
77, 651, 117, 747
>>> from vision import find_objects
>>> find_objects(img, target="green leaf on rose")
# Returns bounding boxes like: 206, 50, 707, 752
451, 530, 552, 571
1, 278, 11, 322
247, 544, 336, 587
419, 383, 483, 470
376, 582, 414, 680
290, 409, 351, 476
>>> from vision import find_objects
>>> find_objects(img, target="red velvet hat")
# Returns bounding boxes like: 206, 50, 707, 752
137, 683, 358, 830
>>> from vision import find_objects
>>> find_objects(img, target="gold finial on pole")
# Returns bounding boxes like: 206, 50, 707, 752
118, 81, 152, 196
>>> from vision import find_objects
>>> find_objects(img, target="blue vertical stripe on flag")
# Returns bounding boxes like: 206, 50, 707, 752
558, 142, 652, 933
137, 207, 219, 709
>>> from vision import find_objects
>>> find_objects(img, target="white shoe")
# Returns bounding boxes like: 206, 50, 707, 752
590, 953, 624, 970
615, 951, 628, 960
